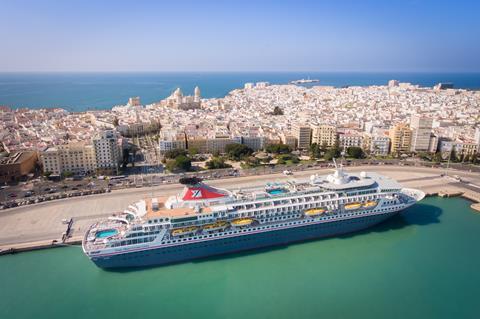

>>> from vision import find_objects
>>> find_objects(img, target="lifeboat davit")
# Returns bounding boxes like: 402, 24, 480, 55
304, 208, 326, 216
171, 226, 199, 237
203, 221, 229, 232
345, 202, 362, 210
231, 218, 254, 227
362, 201, 377, 208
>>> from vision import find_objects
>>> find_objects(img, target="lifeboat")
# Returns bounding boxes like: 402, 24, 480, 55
345, 202, 362, 210
231, 218, 254, 227
203, 221, 229, 232
171, 226, 199, 237
304, 208, 326, 216
362, 201, 377, 208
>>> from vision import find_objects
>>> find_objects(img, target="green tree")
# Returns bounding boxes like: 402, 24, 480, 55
450, 148, 458, 162
433, 151, 443, 163
324, 141, 341, 161
225, 143, 253, 161
272, 106, 284, 115
62, 171, 74, 178
188, 147, 199, 156
346, 146, 365, 159
277, 154, 299, 165
244, 156, 261, 167
470, 153, 480, 164
309, 143, 322, 159
206, 157, 232, 169
166, 155, 191, 172
266, 143, 292, 154
164, 149, 188, 160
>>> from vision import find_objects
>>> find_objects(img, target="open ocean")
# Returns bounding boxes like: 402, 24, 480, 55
1, 197, 479, 319
0, 72, 479, 111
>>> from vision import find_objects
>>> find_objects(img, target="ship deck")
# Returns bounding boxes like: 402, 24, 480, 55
144, 197, 212, 219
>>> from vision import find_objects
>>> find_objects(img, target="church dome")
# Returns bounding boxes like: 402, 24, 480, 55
174, 88, 183, 97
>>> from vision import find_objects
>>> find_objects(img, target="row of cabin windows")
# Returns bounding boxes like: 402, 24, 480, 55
161, 209, 387, 245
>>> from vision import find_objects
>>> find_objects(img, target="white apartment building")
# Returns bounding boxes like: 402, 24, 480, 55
93, 130, 122, 173
338, 132, 364, 148
41, 143, 96, 176
159, 130, 186, 155
370, 135, 390, 156
311, 125, 337, 147
234, 136, 265, 152
410, 115, 433, 152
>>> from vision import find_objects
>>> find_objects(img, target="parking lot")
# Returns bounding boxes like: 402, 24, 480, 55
1, 158, 479, 210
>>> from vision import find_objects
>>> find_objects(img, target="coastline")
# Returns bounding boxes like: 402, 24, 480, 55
1, 71, 479, 110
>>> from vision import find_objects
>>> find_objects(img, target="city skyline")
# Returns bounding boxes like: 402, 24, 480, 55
1, 0, 480, 72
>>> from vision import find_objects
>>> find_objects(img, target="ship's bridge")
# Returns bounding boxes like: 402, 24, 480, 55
310, 168, 377, 191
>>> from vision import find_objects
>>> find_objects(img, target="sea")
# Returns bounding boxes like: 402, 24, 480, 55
0, 72, 479, 111
0, 197, 479, 319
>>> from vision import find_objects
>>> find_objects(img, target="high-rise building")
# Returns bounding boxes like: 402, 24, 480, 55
410, 115, 433, 152
389, 124, 412, 154
41, 143, 96, 176
292, 124, 311, 150
311, 125, 337, 147
93, 130, 122, 174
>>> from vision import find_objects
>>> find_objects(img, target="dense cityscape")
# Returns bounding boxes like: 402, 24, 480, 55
1, 80, 479, 185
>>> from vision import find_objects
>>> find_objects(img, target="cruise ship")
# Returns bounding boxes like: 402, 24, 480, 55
82, 165, 425, 268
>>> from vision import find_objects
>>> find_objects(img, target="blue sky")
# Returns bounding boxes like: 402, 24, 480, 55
1, 0, 479, 72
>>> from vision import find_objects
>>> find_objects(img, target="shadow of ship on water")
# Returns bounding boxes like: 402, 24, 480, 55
105, 203, 441, 273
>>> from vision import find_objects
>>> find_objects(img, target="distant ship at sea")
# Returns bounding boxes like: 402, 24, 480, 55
82, 162, 425, 269
290, 77, 320, 84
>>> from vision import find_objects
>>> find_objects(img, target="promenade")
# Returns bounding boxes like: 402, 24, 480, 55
1, 165, 479, 253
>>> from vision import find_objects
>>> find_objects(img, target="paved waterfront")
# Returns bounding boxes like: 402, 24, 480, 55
1, 165, 479, 249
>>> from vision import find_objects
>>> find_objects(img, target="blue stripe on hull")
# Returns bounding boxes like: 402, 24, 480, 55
92, 211, 398, 269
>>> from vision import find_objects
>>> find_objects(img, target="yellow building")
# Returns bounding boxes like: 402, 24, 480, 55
42, 143, 96, 176
187, 136, 208, 154
311, 125, 337, 147
389, 123, 412, 154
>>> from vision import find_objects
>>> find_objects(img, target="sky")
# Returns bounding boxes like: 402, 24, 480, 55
0, 0, 479, 72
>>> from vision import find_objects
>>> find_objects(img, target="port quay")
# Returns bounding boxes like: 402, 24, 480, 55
1, 163, 480, 255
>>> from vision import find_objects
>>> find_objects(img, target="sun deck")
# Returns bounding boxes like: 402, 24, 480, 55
143, 197, 212, 219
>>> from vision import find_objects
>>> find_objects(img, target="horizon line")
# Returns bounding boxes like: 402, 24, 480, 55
1, 70, 480, 74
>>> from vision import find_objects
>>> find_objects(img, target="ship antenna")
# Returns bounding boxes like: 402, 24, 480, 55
333, 158, 338, 169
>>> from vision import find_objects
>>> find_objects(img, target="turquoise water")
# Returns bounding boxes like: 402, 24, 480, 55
1, 72, 479, 110
267, 189, 287, 195
96, 229, 118, 238
0, 197, 479, 319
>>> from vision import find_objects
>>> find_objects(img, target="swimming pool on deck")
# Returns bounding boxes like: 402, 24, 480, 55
96, 229, 118, 238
